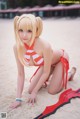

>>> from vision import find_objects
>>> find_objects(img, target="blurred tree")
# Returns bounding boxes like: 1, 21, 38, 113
38, 0, 51, 7
50, 0, 58, 6
7, 0, 16, 8
8, 0, 38, 8
37, 0, 58, 7
6, 0, 59, 8
30, 0, 38, 7
16, 0, 29, 8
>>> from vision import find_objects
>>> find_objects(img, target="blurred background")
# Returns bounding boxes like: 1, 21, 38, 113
0, 0, 80, 18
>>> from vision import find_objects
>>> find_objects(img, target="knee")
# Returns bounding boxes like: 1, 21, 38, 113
48, 88, 62, 95
48, 88, 57, 95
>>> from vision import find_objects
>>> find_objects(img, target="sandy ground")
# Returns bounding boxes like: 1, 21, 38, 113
0, 17, 80, 119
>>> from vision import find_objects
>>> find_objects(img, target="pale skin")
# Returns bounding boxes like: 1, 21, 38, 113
10, 28, 76, 109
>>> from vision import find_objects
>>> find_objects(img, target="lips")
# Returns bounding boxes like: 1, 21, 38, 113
23, 38, 29, 40
23, 39, 27, 40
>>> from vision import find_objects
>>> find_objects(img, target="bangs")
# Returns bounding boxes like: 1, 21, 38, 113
18, 18, 33, 31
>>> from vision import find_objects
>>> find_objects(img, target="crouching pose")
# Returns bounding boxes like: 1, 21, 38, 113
10, 14, 76, 109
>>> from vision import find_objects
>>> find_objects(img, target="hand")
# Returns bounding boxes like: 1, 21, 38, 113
28, 92, 37, 105
9, 101, 21, 109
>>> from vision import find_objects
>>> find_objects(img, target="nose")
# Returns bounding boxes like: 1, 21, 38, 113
23, 32, 27, 37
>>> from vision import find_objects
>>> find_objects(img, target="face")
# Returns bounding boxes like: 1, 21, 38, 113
18, 18, 33, 44
18, 29, 32, 43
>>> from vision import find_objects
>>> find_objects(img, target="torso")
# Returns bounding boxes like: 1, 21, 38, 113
24, 38, 44, 66
24, 38, 63, 66
51, 49, 63, 65
24, 48, 44, 66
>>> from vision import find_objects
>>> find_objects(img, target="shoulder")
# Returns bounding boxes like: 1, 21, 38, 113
38, 38, 53, 58
37, 38, 51, 50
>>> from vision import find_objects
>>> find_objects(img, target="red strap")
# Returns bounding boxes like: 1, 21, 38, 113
30, 66, 40, 82
60, 56, 69, 89
24, 41, 35, 50
30, 66, 48, 88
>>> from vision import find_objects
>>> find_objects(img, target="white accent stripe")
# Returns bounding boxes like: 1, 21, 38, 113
37, 58, 44, 64
32, 54, 39, 59
24, 58, 29, 65
25, 61, 29, 66
24, 55, 30, 59
27, 50, 34, 53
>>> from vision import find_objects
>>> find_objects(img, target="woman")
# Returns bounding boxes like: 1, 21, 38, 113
10, 14, 76, 109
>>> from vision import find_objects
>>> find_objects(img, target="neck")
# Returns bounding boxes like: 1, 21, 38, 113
25, 38, 36, 46
24, 39, 36, 49
25, 42, 30, 46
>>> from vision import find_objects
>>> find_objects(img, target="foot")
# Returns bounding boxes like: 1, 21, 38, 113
69, 67, 76, 81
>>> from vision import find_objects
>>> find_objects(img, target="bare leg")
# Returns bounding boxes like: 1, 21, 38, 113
48, 61, 64, 95
48, 65, 76, 95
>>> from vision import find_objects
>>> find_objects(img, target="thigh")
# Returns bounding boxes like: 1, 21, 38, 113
48, 62, 64, 95
48, 50, 69, 94
28, 66, 44, 93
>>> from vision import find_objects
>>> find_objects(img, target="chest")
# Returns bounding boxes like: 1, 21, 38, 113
24, 49, 44, 66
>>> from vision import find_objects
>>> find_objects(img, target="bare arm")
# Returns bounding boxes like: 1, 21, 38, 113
32, 44, 52, 94
13, 44, 25, 98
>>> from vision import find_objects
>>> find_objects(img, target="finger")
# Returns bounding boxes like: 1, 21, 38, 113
27, 98, 31, 103
32, 98, 36, 105
29, 98, 35, 105
30, 98, 35, 104
27, 99, 30, 103
29, 99, 32, 104
31, 99, 34, 105
32, 98, 36, 104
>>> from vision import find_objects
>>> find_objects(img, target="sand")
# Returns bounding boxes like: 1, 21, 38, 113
0, 17, 80, 119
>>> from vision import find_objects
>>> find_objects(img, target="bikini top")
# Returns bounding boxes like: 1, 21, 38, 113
24, 42, 44, 66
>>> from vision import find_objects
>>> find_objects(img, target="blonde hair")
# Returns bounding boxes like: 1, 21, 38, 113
14, 14, 43, 66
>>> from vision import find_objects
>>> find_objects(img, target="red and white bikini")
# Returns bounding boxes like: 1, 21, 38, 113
24, 42, 69, 89
24, 43, 44, 66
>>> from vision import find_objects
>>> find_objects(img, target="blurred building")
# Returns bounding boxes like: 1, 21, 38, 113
0, 0, 80, 18
0, 0, 7, 9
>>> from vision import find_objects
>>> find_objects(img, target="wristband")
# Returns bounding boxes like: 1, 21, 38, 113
16, 98, 23, 102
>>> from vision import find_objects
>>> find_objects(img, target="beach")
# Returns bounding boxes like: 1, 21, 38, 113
0, 17, 80, 119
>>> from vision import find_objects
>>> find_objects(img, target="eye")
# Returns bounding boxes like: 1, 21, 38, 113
27, 30, 32, 33
18, 29, 23, 32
